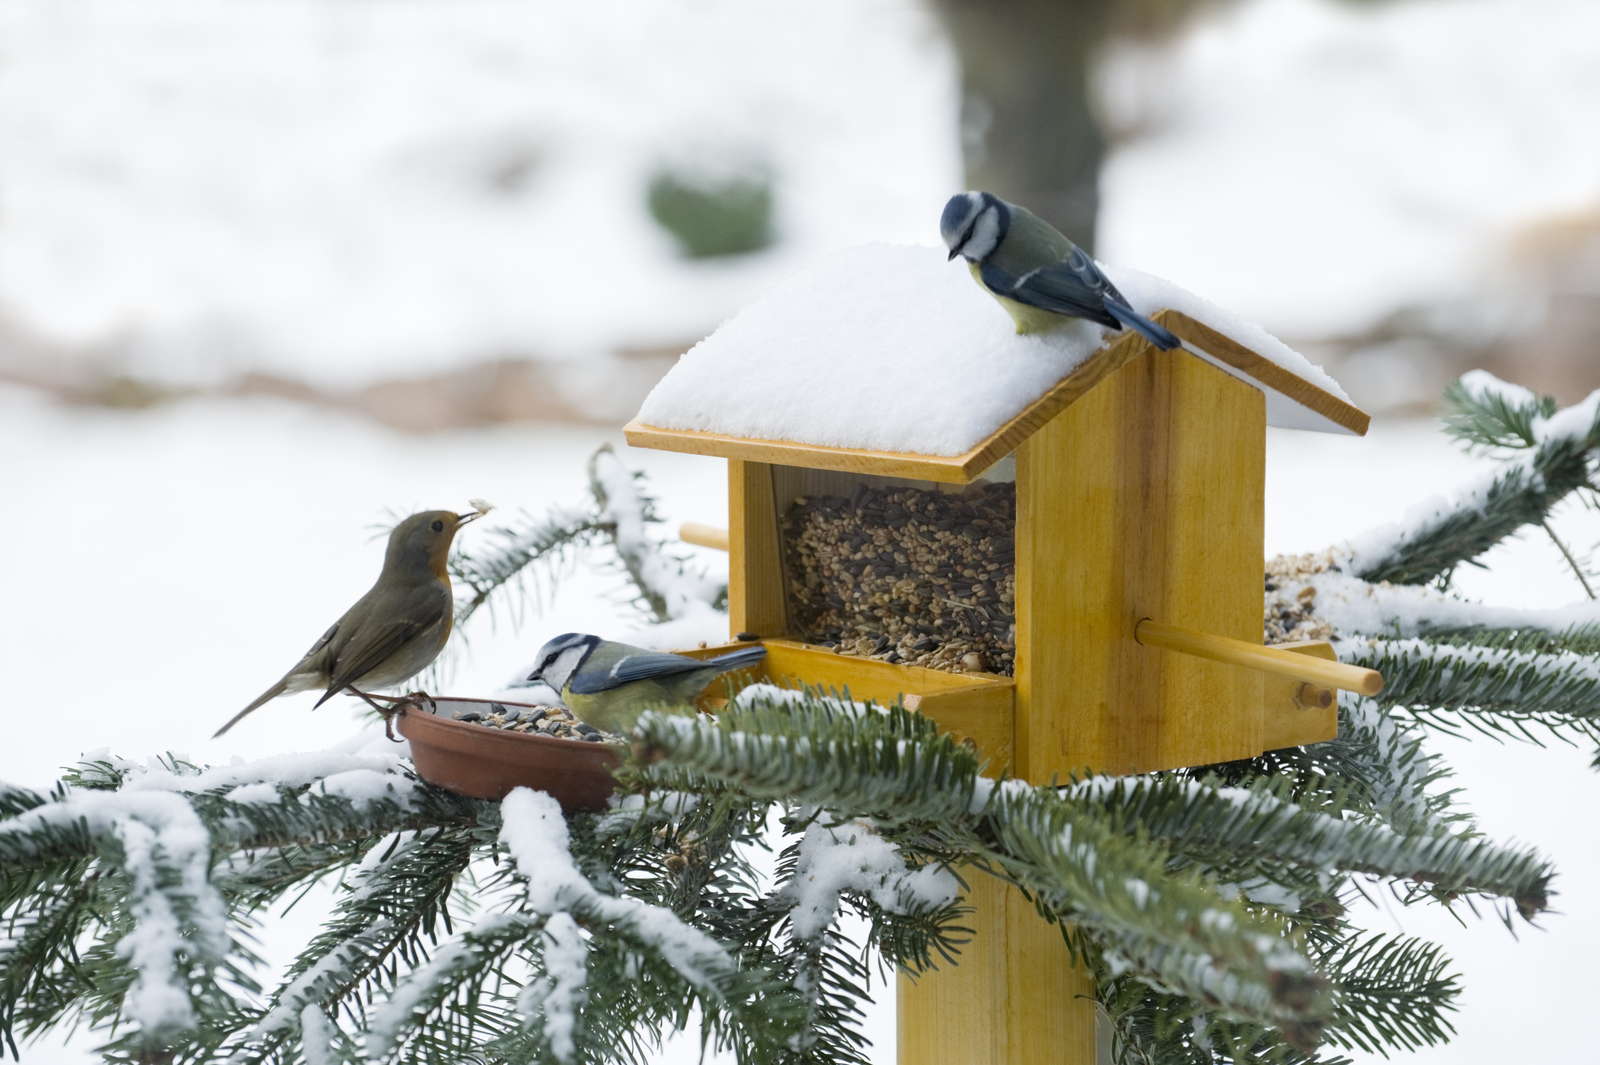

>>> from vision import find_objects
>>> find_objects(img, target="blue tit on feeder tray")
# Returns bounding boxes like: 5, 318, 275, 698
525, 633, 766, 735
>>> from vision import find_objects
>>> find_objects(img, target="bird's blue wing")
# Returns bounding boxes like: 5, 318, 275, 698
568, 645, 766, 694
567, 650, 706, 694
985, 251, 1122, 330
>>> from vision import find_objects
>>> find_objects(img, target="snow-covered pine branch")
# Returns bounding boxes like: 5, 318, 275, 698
450, 504, 611, 628
0, 734, 482, 1062
446, 446, 726, 650
1344, 636, 1600, 744
586, 444, 725, 626
1071, 774, 1550, 918
1274, 569, 1600, 647
1344, 384, 1598, 586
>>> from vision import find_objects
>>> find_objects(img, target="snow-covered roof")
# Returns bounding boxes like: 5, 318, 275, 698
629, 244, 1367, 481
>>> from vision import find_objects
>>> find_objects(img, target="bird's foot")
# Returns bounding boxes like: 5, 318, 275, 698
393, 689, 434, 714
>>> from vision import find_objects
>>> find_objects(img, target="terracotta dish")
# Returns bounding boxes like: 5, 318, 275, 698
394, 695, 621, 809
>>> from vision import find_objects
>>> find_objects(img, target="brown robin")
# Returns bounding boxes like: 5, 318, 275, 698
212, 506, 489, 737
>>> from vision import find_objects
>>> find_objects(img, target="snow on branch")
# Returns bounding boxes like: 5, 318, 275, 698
521, 913, 589, 1064
0, 788, 228, 1036
783, 816, 959, 942
365, 913, 538, 1059
633, 697, 1331, 1038
1343, 636, 1600, 744
1275, 569, 1600, 647
1072, 775, 1550, 919
587, 444, 724, 624
1443, 370, 1555, 452
1344, 384, 1598, 586
500, 788, 737, 990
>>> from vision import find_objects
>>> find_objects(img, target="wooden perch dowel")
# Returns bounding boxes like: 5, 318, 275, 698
1136, 619, 1384, 696
679, 521, 730, 552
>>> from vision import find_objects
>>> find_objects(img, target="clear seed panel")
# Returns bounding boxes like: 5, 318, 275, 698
776, 470, 1016, 675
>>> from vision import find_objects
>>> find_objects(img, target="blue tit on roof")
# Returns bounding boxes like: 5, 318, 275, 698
525, 633, 765, 736
940, 190, 1179, 350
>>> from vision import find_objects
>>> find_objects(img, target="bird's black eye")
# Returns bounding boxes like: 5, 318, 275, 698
430, 520, 444, 532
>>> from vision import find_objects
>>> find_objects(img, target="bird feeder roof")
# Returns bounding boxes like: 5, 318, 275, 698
626, 244, 1368, 483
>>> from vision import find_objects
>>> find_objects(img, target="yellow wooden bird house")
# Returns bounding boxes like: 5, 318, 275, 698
624, 244, 1379, 1064
624, 244, 1376, 783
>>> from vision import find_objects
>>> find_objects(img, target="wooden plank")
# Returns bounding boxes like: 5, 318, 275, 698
678, 639, 1016, 773
727, 460, 790, 638
627, 420, 980, 484
898, 875, 1010, 1064
906, 681, 1016, 777
1260, 640, 1341, 750
1014, 349, 1266, 778
1162, 311, 1370, 436
898, 875, 1098, 1065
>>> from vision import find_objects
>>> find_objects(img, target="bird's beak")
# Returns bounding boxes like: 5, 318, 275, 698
458, 498, 495, 526
947, 247, 960, 261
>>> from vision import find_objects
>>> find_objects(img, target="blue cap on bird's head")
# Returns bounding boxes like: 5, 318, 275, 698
527, 632, 599, 685
940, 191, 1009, 262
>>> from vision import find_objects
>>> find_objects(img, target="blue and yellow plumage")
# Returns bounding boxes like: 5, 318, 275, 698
940, 190, 1180, 349
526, 633, 765, 735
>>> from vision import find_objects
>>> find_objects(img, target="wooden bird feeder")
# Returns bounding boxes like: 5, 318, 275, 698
622, 254, 1375, 1063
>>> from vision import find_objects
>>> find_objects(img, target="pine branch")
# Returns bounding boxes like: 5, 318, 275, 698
1343, 636, 1600, 745
1440, 372, 1555, 453
771, 811, 961, 1064
448, 506, 611, 629
365, 912, 538, 1061
1313, 931, 1458, 1055
1073, 775, 1550, 919
0, 745, 488, 1060
1540, 519, 1597, 600
632, 697, 1332, 1043
494, 788, 804, 1062
224, 829, 479, 1065
1348, 386, 1598, 586
587, 444, 725, 623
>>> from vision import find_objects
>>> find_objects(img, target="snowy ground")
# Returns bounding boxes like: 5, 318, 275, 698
3, 389, 1596, 1063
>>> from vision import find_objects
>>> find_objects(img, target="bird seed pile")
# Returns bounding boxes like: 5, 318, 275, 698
446, 702, 619, 743
781, 481, 1016, 674
1263, 551, 1338, 644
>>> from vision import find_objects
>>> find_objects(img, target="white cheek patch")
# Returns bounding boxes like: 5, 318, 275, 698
547, 646, 588, 690
967, 207, 1001, 260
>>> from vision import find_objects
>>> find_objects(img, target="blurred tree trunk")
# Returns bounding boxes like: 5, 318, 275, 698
932, 0, 1117, 251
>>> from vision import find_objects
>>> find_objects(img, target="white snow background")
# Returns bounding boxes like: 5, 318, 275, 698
3, 0, 1600, 385
3, 0, 1599, 1060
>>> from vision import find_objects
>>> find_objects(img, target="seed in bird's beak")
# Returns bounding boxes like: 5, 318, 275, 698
459, 498, 495, 524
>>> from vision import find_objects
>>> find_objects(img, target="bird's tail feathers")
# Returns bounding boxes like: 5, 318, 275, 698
212, 677, 290, 738
1105, 301, 1180, 350
705, 645, 767, 674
